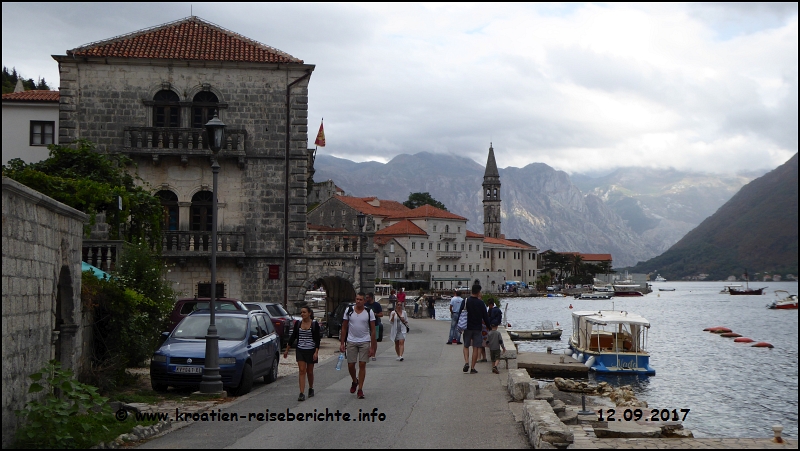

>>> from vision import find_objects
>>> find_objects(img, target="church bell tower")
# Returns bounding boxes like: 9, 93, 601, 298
483, 144, 501, 238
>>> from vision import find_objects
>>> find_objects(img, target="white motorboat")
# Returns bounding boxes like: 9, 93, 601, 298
654, 274, 667, 282
568, 310, 655, 375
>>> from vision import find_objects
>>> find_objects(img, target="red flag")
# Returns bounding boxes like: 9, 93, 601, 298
314, 121, 325, 147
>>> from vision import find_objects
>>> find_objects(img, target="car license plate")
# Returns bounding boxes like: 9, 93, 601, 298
175, 366, 202, 374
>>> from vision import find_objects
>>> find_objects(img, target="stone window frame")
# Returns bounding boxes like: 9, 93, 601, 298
142, 83, 228, 129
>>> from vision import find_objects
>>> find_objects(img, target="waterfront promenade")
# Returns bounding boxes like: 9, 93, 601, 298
136, 317, 798, 449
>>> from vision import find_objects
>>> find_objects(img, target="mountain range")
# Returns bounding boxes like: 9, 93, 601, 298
626, 153, 798, 280
312, 152, 759, 268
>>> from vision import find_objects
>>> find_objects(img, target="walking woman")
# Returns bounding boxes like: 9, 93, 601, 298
283, 307, 320, 401
389, 303, 410, 361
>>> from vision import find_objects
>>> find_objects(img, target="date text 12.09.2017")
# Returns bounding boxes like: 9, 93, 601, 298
597, 408, 690, 422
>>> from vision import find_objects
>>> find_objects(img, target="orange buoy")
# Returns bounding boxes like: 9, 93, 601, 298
720, 332, 742, 337
752, 342, 774, 348
711, 328, 732, 334
569, 304, 573, 309
704, 326, 731, 332
734, 337, 755, 343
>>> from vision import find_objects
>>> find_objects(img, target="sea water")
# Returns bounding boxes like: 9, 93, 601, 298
481, 281, 799, 439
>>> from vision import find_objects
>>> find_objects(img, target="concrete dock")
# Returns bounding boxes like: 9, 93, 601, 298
517, 351, 589, 377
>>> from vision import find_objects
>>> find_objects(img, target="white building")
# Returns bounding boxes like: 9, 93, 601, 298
2, 89, 60, 165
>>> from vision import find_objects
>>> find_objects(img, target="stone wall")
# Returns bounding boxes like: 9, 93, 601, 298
2, 177, 89, 446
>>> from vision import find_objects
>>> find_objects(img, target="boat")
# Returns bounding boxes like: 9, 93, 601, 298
728, 270, 767, 295
568, 310, 655, 375
720, 284, 743, 294
508, 320, 563, 340
768, 290, 798, 309
658, 288, 675, 292
654, 274, 667, 282
578, 292, 614, 300
613, 284, 644, 296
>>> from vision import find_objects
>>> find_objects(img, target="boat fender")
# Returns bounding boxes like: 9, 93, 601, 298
704, 326, 731, 332
734, 337, 755, 343
569, 304, 573, 309
563, 349, 572, 355
720, 332, 742, 338
584, 356, 595, 368
711, 328, 732, 334
572, 353, 578, 361
577, 353, 584, 362
752, 342, 774, 348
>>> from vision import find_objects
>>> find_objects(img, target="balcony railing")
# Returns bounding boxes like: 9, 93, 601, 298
436, 251, 461, 259
384, 263, 405, 272
161, 231, 246, 257
306, 230, 362, 253
440, 232, 457, 240
122, 127, 247, 165
82, 240, 124, 272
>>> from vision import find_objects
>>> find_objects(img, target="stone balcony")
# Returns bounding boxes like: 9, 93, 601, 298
439, 232, 457, 241
161, 231, 246, 263
82, 240, 124, 272
436, 251, 461, 259
122, 127, 247, 167
384, 263, 405, 272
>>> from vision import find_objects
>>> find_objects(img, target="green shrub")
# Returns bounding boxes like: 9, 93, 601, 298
14, 361, 111, 449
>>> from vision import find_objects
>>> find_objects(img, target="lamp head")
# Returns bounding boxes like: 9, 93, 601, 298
357, 213, 366, 229
205, 113, 226, 154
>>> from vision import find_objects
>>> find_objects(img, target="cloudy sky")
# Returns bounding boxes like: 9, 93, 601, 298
2, 3, 797, 175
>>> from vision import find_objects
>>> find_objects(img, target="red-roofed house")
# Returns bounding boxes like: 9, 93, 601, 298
2, 90, 60, 165
50, 16, 330, 304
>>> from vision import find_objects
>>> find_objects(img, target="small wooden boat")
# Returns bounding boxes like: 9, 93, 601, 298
507, 320, 563, 340
578, 292, 614, 299
658, 288, 675, 292
729, 270, 766, 295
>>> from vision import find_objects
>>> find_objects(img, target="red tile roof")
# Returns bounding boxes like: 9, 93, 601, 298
2, 90, 60, 102
558, 252, 613, 262
67, 16, 303, 64
375, 220, 428, 237
483, 237, 532, 249
387, 204, 467, 221
466, 230, 484, 238
336, 195, 411, 217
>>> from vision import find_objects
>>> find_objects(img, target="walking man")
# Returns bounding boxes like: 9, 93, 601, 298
462, 284, 491, 374
448, 290, 464, 344
339, 293, 377, 399
365, 292, 383, 352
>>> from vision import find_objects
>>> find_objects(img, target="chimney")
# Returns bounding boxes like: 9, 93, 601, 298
14, 79, 24, 93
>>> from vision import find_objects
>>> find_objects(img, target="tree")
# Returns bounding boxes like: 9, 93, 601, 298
404, 192, 447, 211
2, 139, 163, 245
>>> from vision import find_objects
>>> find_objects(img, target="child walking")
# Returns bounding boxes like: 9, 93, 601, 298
486, 324, 506, 374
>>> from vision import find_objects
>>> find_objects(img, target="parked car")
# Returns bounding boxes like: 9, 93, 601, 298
167, 298, 248, 333
150, 309, 279, 396
326, 302, 354, 338
244, 302, 299, 347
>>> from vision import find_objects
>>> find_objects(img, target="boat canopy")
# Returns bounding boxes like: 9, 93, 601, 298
581, 311, 650, 327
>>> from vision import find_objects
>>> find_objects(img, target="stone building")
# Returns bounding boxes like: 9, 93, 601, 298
2, 177, 90, 446
51, 16, 324, 305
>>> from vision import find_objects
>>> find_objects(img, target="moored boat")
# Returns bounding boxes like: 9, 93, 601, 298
613, 284, 644, 296
578, 292, 614, 299
768, 290, 798, 309
568, 310, 655, 375
508, 328, 563, 340
720, 284, 743, 294
729, 269, 766, 295
658, 288, 675, 292
654, 274, 667, 282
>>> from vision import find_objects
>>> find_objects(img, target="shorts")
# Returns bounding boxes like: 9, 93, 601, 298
490, 349, 501, 362
346, 341, 370, 363
463, 329, 483, 348
295, 348, 316, 364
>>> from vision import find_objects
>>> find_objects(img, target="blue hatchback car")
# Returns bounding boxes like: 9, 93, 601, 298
150, 309, 280, 396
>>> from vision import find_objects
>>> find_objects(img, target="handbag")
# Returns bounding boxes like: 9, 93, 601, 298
456, 299, 468, 333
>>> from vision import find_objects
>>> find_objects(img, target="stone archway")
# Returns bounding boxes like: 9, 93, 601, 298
295, 270, 357, 318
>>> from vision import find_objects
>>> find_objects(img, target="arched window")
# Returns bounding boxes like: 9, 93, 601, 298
157, 190, 179, 231
190, 191, 213, 231
445, 225, 450, 233
493, 188, 497, 198
153, 90, 180, 127
192, 91, 219, 129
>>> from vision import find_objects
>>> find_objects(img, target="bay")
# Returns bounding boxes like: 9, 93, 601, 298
439, 281, 799, 439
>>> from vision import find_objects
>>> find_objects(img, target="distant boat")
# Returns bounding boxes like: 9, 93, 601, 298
654, 274, 667, 282
577, 292, 614, 299
508, 320, 563, 340
728, 269, 766, 295
658, 288, 675, 292
720, 284, 743, 294
768, 290, 798, 310
613, 284, 644, 297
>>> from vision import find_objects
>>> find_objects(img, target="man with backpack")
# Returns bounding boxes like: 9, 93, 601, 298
461, 284, 491, 374
339, 292, 377, 399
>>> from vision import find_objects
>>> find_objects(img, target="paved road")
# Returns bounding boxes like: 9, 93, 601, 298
139, 318, 528, 449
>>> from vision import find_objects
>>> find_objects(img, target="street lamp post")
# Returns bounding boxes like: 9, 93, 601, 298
357, 213, 366, 291
199, 113, 225, 394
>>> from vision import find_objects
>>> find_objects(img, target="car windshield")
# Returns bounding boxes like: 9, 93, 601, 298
266, 305, 289, 317
173, 316, 247, 340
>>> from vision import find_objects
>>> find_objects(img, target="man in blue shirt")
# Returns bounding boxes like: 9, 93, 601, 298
462, 284, 491, 374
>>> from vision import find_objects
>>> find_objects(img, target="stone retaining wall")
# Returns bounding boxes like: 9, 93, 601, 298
2, 177, 89, 447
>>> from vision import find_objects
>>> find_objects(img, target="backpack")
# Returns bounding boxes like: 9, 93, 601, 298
345, 305, 381, 341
